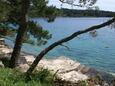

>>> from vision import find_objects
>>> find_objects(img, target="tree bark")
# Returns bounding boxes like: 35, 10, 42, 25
26, 17, 115, 76
9, 0, 30, 68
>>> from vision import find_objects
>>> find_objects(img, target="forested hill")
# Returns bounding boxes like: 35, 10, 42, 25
61, 8, 115, 17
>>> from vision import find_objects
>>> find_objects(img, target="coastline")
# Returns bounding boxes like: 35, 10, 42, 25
0, 38, 115, 85
0, 38, 88, 82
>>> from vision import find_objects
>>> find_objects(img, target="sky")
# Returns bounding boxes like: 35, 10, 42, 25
48, 0, 115, 12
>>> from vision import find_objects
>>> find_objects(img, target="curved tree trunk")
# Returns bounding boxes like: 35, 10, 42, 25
9, 0, 30, 68
26, 17, 115, 76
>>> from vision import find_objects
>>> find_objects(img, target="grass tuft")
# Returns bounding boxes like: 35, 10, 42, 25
0, 68, 53, 86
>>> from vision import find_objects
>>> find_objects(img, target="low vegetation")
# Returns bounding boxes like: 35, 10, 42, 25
0, 68, 53, 86
0, 68, 91, 86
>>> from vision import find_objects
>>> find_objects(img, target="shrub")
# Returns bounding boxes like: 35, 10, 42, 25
0, 68, 53, 86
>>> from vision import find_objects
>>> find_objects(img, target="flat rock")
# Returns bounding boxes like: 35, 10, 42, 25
58, 71, 88, 82
38, 56, 81, 73
36, 56, 88, 82
21, 55, 88, 82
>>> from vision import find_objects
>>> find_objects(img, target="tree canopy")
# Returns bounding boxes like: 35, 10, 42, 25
0, 0, 59, 68
0, 0, 58, 45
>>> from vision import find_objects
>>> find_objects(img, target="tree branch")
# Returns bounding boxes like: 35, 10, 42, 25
26, 17, 115, 76
60, 44, 70, 50
59, 0, 83, 7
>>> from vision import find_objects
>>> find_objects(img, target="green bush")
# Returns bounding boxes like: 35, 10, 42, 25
0, 68, 53, 86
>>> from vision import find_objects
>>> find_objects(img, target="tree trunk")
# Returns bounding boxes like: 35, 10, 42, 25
9, 0, 30, 68
26, 17, 115, 76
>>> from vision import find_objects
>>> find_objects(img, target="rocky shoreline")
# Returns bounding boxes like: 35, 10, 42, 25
0, 38, 115, 86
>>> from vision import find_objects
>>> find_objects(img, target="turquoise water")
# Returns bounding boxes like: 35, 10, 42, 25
6, 17, 115, 73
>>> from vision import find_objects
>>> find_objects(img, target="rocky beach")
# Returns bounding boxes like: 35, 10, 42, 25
0, 38, 115, 86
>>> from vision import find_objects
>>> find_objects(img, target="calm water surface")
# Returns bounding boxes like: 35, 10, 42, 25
6, 17, 115, 73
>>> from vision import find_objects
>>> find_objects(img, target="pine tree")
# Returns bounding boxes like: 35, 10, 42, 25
0, 0, 57, 68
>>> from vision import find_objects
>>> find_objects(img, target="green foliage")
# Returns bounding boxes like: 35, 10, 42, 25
0, 68, 53, 86
29, 1, 59, 22
31, 69, 53, 83
44, 6, 59, 22
7, 1, 21, 24
0, 0, 11, 21
22, 21, 52, 46
0, 0, 57, 46
29, 0, 48, 17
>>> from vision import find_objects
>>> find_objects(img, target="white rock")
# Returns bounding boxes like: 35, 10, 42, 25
0, 48, 12, 54
0, 61, 4, 67
36, 56, 88, 83
38, 56, 80, 73
0, 38, 4, 41
24, 55, 35, 63
58, 71, 88, 82
18, 55, 35, 65
16, 64, 29, 72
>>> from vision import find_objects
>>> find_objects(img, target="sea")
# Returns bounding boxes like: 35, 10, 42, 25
5, 17, 115, 74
